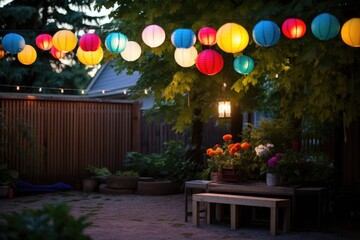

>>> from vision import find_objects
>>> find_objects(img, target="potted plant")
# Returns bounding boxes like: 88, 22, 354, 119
105, 170, 140, 192
0, 162, 19, 198
82, 165, 111, 193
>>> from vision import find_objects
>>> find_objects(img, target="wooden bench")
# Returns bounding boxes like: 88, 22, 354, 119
192, 193, 291, 235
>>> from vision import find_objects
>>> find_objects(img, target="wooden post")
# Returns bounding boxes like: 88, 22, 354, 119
131, 101, 141, 152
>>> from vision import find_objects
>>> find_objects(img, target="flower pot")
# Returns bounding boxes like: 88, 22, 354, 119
222, 168, 241, 182
266, 173, 279, 186
82, 179, 99, 193
211, 172, 222, 182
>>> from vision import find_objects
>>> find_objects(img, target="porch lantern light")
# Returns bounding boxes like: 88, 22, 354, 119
50, 46, 66, 59
76, 46, 103, 65
52, 30, 77, 53
35, 34, 53, 50
282, 18, 307, 39
79, 33, 101, 52
171, 28, 196, 48
1, 33, 25, 54
218, 100, 231, 119
105, 32, 128, 53
252, 20, 281, 47
174, 46, 198, 67
216, 23, 249, 53
17, 44, 37, 65
142, 24, 166, 48
195, 49, 224, 75
120, 41, 141, 61
311, 13, 340, 40
341, 18, 360, 47
198, 27, 217, 46
233, 55, 254, 74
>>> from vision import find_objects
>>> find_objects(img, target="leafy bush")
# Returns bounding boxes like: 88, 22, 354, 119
114, 170, 139, 177
86, 165, 111, 180
0, 202, 91, 240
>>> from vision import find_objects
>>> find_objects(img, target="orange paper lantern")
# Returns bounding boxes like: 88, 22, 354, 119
216, 23, 249, 53
52, 30, 77, 53
341, 18, 360, 47
17, 44, 37, 65
76, 46, 103, 65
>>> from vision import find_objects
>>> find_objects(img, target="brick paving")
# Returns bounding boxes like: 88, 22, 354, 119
0, 191, 359, 240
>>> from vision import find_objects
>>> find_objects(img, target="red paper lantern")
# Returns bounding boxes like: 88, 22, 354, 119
36, 34, 53, 50
282, 18, 306, 39
79, 33, 101, 52
195, 49, 224, 75
50, 46, 66, 59
198, 27, 217, 46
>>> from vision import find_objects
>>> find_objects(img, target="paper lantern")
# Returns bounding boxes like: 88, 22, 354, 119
216, 23, 249, 53
142, 24, 166, 48
105, 32, 128, 53
341, 18, 360, 47
17, 45, 37, 65
35, 34, 53, 50
121, 41, 141, 61
50, 46, 66, 59
233, 55, 254, 74
1, 33, 25, 54
252, 20, 281, 47
79, 33, 101, 52
282, 18, 306, 39
0, 44, 4, 59
174, 46, 198, 67
76, 46, 103, 65
52, 30, 77, 53
171, 29, 196, 48
311, 13, 340, 40
198, 27, 217, 46
195, 49, 224, 75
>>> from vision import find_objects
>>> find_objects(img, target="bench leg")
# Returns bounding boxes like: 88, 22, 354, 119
230, 204, 239, 230
283, 207, 291, 233
192, 200, 200, 227
270, 207, 278, 236
206, 202, 211, 224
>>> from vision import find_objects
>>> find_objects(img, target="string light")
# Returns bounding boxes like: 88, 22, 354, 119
39, 87, 42, 92
60, 88, 64, 93
16, 86, 20, 91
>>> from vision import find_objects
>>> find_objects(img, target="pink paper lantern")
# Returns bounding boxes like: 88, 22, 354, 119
196, 49, 224, 75
282, 18, 307, 39
198, 27, 217, 46
50, 46, 66, 59
142, 24, 166, 48
79, 33, 101, 52
36, 34, 53, 50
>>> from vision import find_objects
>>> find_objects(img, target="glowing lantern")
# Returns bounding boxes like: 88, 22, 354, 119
50, 46, 66, 59
195, 49, 224, 75
174, 46, 198, 67
120, 41, 141, 61
77, 46, 103, 65
17, 44, 37, 65
216, 23, 249, 53
282, 18, 306, 39
171, 29, 196, 48
0, 44, 4, 59
252, 20, 281, 47
341, 18, 360, 47
218, 101, 231, 118
52, 30, 77, 53
1, 33, 25, 54
36, 34, 53, 50
79, 33, 101, 52
105, 32, 128, 53
142, 24, 166, 48
233, 55, 254, 74
311, 13, 340, 40
198, 27, 217, 46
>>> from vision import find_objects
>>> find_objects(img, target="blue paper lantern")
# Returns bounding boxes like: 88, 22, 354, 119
233, 55, 254, 74
171, 29, 196, 48
105, 32, 128, 53
311, 13, 340, 40
252, 20, 280, 47
1, 33, 25, 54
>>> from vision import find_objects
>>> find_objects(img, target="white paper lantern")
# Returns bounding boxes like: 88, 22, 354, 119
142, 24, 166, 48
120, 41, 141, 61
174, 46, 198, 67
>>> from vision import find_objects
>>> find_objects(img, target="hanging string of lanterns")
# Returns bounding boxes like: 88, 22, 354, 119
0, 14, 359, 75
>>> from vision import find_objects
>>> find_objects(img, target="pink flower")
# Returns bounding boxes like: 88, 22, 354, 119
268, 156, 278, 167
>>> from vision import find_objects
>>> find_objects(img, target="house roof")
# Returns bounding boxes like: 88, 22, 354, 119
85, 60, 140, 99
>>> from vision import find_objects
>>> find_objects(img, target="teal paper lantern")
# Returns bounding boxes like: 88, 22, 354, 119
311, 13, 340, 40
252, 20, 280, 47
105, 32, 128, 53
171, 29, 196, 48
1, 33, 25, 54
233, 55, 254, 74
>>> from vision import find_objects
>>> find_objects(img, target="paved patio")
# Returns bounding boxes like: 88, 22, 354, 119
0, 191, 359, 240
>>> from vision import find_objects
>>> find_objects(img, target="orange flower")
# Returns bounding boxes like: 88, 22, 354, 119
214, 147, 223, 155
240, 142, 251, 149
206, 148, 213, 156
229, 143, 241, 155
228, 143, 234, 150
222, 134, 232, 142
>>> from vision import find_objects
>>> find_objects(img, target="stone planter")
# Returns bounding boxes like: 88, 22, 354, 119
106, 175, 139, 190
137, 180, 182, 195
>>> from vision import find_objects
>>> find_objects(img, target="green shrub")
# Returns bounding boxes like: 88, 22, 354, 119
86, 165, 111, 180
0, 202, 91, 240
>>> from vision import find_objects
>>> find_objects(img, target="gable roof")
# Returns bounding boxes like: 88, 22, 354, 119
85, 60, 140, 99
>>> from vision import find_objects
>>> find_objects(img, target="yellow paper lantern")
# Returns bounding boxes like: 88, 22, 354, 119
76, 46, 103, 65
216, 23, 249, 53
174, 46, 198, 67
52, 30, 78, 53
17, 44, 37, 65
341, 18, 360, 47
120, 41, 141, 61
